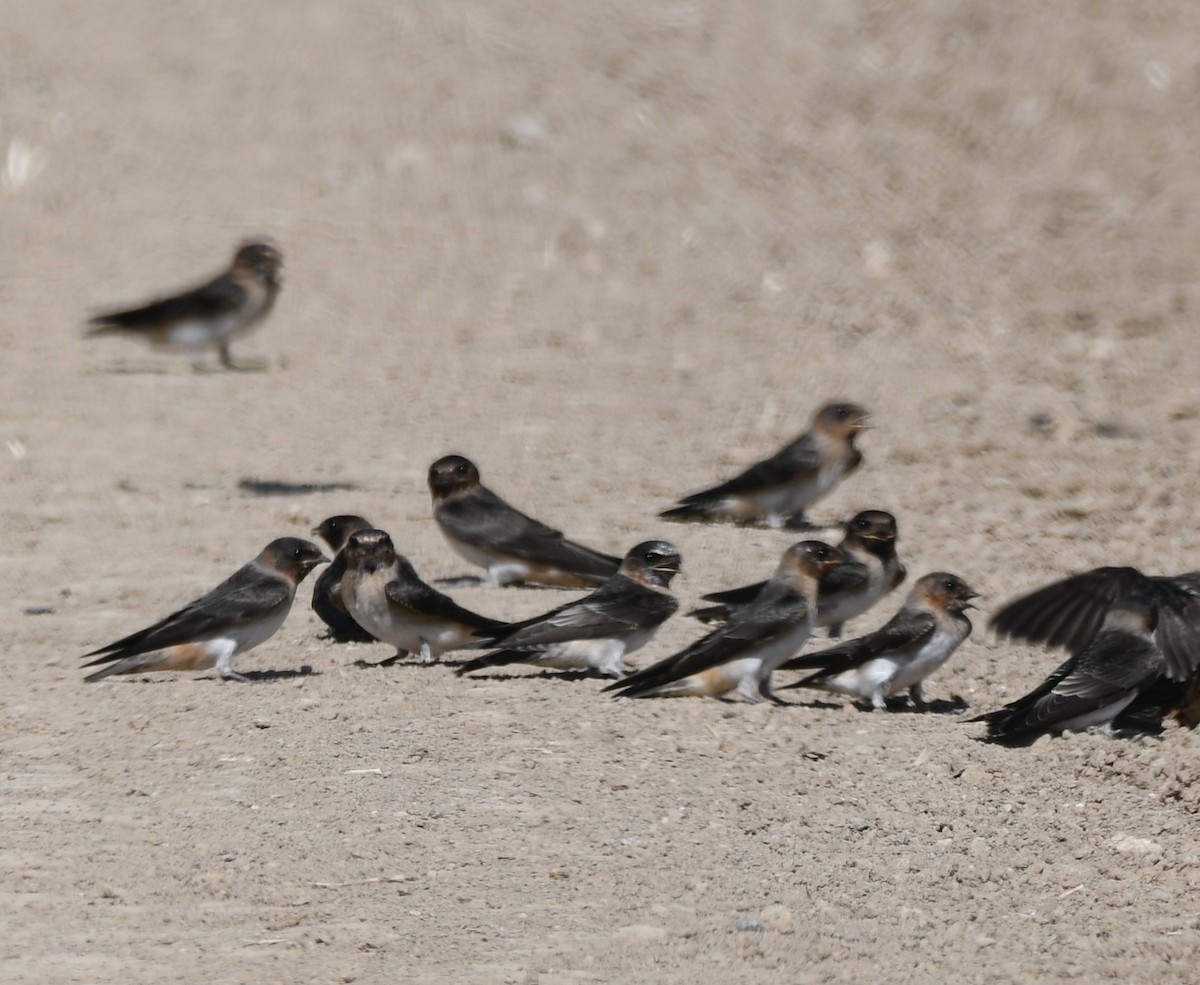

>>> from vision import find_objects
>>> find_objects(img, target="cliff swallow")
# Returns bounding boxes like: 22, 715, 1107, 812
340, 528, 505, 664
604, 541, 846, 702
458, 541, 681, 678
311, 515, 378, 643
82, 537, 327, 683
428, 455, 620, 588
988, 565, 1200, 734
975, 594, 1167, 744
689, 509, 905, 635
86, 241, 282, 370
659, 401, 868, 529
780, 572, 978, 709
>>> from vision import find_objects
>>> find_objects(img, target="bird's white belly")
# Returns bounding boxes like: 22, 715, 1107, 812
164, 314, 237, 348
823, 659, 899, 700
442, 533, 532, 584
889, 629, 963, 694
1055, 695, 1137, 734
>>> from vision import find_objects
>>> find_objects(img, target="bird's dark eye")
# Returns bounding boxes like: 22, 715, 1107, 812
836, 407, 848, 418
943, 579, 956, 591
456, 464, 468, 473
855, 518, 868, 528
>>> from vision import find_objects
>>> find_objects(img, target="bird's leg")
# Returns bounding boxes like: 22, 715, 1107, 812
758, 678, 792, 706
418, 641, 434, 665
219, 669, 255, 683
219, 341, 266, 372
909, 682, 927, 710
488, 564, 527, 587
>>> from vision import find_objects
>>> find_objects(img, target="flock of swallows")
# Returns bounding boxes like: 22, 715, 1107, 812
80, 244, 1200, 746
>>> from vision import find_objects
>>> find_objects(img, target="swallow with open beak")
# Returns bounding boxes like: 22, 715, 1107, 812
781, 572, 978, 709
659, 401, 869, 529
604, 541, 847, 703
689, 509, 905, 636
458, 540, 681, 678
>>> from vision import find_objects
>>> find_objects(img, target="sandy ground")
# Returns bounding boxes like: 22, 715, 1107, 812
5, 2, 1200, 982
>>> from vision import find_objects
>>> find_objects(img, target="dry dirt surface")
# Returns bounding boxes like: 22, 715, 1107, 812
5, 3, 1200, 983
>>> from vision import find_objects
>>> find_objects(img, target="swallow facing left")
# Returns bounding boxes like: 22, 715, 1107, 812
604, 541, 847, 703
311, 515, 378, 643
780, 572, 978, 709
974, 594, 1168, 744
458, 541, 682, 678
340, 528, 505, 664
86, 241, 282, 370
428, 455, 621, 588
82, 537, 327, 683
659, 401, 869, 529
689, 509, 905, 636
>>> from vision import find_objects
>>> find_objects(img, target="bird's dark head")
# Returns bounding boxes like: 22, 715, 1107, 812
915, 572, 980, 614
343, 529, 397, 574
428, 454, 480, 498
622, 540, 682, 587
233, 241, 283, 287
813, 401, 870, 439
264, 537, 329, 582
786, 540, 847, 582
844, 510, 898, 550
312, 515, 373, 553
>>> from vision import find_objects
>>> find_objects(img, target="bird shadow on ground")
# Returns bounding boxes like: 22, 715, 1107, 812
780, 695, 970, 714
238, 478, 361, 497
239, 666, 320, 683
453, 669, 600, 683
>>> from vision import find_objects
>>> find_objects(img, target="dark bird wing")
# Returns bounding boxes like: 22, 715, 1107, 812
89, 271, 246, 330
672, 435, 821, 506
990, 566, 1148, 651
780, 610, 937, 677
83, 563, 290, 666
991, 566, 1200, 680
386, 574, 505, 633
438, 487, 619, 577
690, 560, 868, 624
481, 577, 677, 649
976, 630, 1163, 744
605, 583, 810, 696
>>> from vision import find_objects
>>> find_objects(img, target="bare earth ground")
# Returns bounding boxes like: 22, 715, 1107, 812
4, 3, 1200, 982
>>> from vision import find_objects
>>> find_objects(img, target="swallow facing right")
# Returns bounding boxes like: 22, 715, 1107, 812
974, 594, 1167, 744
689, 509, 905, 636
311, 515, 378, 643
340, 528, 505, 664
428, 455, 621, 588
604, 541, 847, 703
458, 541, 682, 679
659, 401, 869, 529
986, 565, 1200, 735
82, 537, 328, 683
86, 241, 283, 370
780, 572, 979, 710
